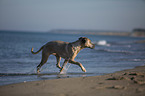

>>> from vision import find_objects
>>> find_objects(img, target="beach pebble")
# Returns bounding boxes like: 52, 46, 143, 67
107, 76, 129, 80
59, 93, 66, 96
98, 82, 104, 84
109, 85, 126, 89
134, 80, 145, 85
130, 76, 136, 80
136, 88, 145, 93
107, 77, 118, 80
128, 72, 144, 76
124, 72, 144, 76
91, 86, 105, 89
123, 73, 128, 75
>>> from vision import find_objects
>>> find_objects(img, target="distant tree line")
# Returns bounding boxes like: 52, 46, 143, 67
133, 28, 145, 32
131, 28, 145, 37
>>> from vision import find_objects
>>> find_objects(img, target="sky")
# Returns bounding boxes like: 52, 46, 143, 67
0, 0, 145, 32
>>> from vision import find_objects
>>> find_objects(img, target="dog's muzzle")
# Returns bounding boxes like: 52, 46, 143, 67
90, 44, 95, 49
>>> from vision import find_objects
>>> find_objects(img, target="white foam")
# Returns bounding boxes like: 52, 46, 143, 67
97, 40, 110, 46
59, 63, 71, 74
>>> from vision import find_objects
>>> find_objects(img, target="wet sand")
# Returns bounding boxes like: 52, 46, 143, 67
0, 65, 145, 96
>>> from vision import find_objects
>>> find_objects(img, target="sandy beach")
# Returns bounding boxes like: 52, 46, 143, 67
0, 65, 145, 96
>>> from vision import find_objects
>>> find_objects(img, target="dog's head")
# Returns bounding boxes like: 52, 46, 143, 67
79, 37, 95, 49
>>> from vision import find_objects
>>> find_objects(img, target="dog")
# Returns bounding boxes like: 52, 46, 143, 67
31, 37, 95, 73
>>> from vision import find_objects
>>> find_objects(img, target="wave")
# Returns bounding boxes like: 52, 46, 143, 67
93, 40, 110, 46
94, 40, 133, 47
118, 58, 145, 62
133, 59, 145, 61
94, 48, 133, 54
93, 40, 134, 54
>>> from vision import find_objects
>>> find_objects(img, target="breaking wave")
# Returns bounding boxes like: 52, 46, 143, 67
94, 40, 110, 46
94, 48, 133, 54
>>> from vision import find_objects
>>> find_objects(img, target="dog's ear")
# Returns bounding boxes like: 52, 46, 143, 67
79, 37, 83, 40
79, 37, 86, 43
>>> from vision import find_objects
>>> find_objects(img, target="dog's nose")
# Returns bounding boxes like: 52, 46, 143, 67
90, 44, 95, 49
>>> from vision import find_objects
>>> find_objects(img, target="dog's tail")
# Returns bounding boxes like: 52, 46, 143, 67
31, 46, 43, 54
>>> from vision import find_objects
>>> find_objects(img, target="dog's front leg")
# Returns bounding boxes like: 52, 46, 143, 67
69, 60, 86, 72
59, 59, 68, 73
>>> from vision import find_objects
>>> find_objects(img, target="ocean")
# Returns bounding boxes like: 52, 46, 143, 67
0, 31, 145, 85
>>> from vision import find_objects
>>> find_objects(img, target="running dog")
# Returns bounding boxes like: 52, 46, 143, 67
31, 37, 95, 73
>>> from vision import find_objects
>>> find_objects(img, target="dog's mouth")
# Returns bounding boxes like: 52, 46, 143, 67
89, 44, 95, 49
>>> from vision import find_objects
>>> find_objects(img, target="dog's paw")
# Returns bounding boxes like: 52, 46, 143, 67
37, 69, 40, 74
81, 66, 86, 72
82, 69, 86, 72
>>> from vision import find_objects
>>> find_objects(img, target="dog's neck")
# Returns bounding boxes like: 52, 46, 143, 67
70, 40, 83, 53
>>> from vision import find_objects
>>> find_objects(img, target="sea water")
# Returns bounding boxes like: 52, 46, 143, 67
0, 31, 145, 85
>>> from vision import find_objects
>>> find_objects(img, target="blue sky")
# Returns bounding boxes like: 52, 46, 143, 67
0, 0, 145, 32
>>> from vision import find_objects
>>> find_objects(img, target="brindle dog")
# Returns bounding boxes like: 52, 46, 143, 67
31, 37, 95, 73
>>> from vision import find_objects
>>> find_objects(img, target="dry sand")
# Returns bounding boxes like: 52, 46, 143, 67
0, 65, 145, 96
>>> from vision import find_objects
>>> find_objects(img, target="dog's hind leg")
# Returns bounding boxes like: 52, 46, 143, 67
59, 59, 68, 73
55, 54, 62, 69
37, 52, 50, 73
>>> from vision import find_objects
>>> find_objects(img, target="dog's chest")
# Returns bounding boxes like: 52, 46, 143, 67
72, 46, 79, 52
71, 46, 81, 56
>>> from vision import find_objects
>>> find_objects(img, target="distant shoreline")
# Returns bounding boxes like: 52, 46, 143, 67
49, 31, 131, 36
48, 29, 131, 36
1, 29, 145, 37
48, 29, 145, 37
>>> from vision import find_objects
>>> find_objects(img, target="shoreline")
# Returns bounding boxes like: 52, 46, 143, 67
0, 65, 145, 96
